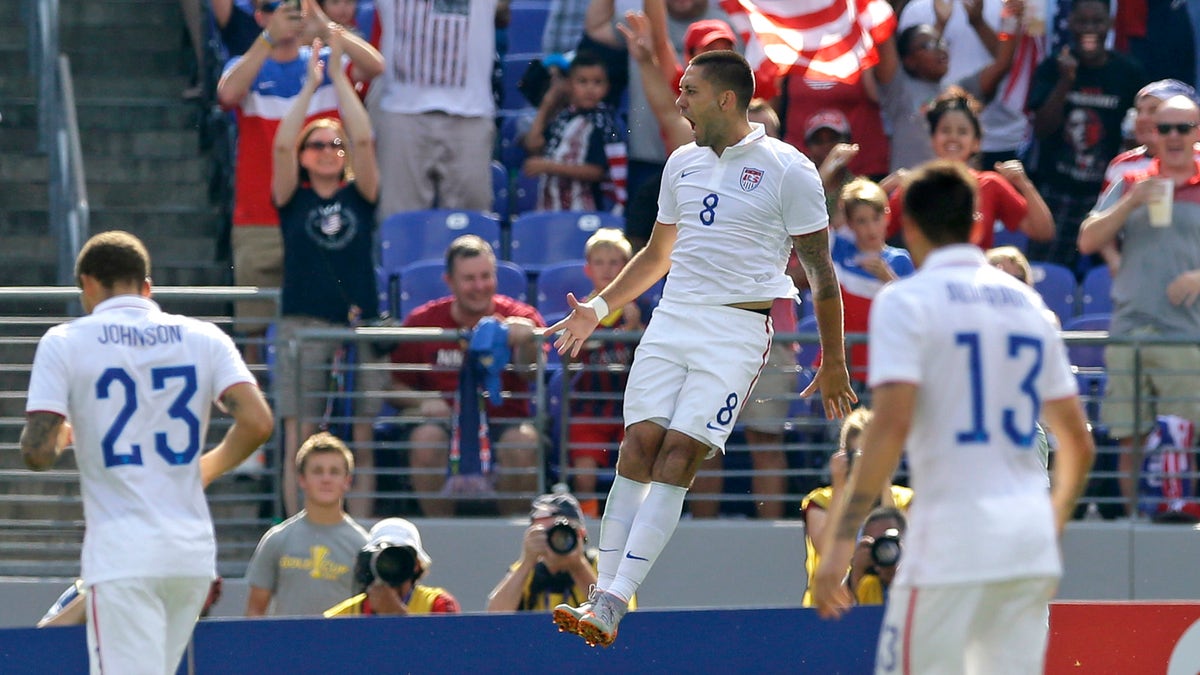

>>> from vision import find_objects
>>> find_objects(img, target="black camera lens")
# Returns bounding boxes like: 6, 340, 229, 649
870, 528, 902, 567
355, 544, 417, 588
546, 517, 578, 555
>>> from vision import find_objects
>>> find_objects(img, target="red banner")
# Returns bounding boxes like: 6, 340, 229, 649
1047, 602, 1200, 674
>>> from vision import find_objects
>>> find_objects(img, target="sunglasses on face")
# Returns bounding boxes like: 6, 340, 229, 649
1156, 122, 1199, 136
303, 139, 345, 152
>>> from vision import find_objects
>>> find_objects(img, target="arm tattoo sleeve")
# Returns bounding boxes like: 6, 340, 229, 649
793, 230, 839, 302
21, 412, 64, 470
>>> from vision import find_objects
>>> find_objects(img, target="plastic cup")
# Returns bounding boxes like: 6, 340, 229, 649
1148, 178, 1174, 227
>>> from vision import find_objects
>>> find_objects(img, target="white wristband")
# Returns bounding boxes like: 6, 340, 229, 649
584, 295, 610, 320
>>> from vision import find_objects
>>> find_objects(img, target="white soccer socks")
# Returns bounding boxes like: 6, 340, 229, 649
607, 481, 687, 603
595, 475, 651, 590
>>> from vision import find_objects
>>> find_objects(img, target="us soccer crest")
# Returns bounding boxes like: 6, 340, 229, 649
740, 167, 763, 192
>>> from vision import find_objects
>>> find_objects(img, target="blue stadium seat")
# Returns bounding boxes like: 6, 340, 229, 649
512, 172, 540, 216
507, 4, 550, 55
376, 266, 393, 317
1078, 265, 1112, 315
498, 112, 532, 173
1031, 262, 1077, 322
491, 161, 510, 221
398, 259, 528, 318
509, 211, 624, 271
992, 228, 1030, 253
1062, 313, 1110, 369
537, 260, 592, 316
379, 209, 502, 276
501, 54, 539, 110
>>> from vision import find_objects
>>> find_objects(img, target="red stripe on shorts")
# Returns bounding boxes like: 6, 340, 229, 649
902, 586, 919, 675
740, 314, 773, 404
90, 585, 104, 674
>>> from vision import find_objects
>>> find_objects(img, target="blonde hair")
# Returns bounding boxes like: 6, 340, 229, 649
584, 228, 633, 261
296, 431, 355, 474
985, 246, 1034, 286
297, 118, 355, 182
840, 178, 888, 221
748, 98, 780, 137
838, 407, 873, 451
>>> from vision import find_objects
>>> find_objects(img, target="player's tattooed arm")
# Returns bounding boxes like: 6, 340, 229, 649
21, 412, 67, 471
793, 229, 839, 303
834, 492, 878, 541
220, 390, 240, 415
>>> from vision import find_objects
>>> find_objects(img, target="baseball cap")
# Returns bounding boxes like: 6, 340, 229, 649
805, 109, 852, 142
369, 518, 432, 568
684, 19, 737, 57
1137, 78, 1198, 105
530, 492, 584, 522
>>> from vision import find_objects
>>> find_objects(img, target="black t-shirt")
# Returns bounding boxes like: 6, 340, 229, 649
1027, 50, 1146, 194
278, 182, 379, 324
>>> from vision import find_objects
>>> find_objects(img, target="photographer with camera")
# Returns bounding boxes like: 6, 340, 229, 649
848, 507, 907, 606
801, 407, 913, 607
324, 518, 460, 616
487, 492, 628, 613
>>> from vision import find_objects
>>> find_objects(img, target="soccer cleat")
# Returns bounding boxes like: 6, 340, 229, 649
577, 591, 628, 648
553, 586, 597, 636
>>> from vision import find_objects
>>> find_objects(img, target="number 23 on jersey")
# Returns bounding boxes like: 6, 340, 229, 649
96, 365, 201, 468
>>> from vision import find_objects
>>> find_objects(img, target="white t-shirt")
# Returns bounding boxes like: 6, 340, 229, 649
25, 296, 255, 586
868, 245, 1077, 586
375, 0, 497, 117
655, 123, 828, 305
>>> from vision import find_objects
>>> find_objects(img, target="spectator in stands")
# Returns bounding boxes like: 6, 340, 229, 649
801, 407, 913, 607
827, 178, 914, 383
211, 0, 261, 57
847, 507, 907, 606
875, 0, 1020, 174
270, 32, 385, 518
1027, 0, 1145, 276
389, 236, 545, 517
803, 109, 860, 229
180, 0, 208, 98
1098, 79, 1200, 275
216, 0, 382, 366
559, 229, 641, 518
587, 0, 735, 250
486, 491, 603, 612
522, 51, 627, 212
371, 0, 508, 221
317, 0, 366, 38
1077, 94, 1200, 517
244, 432, 369, 616
897, 0, 1033, 167
885, 88, 1053, 249
324, 518, 461, 616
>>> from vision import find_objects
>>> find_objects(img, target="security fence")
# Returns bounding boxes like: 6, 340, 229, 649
0, 287, 1196, 579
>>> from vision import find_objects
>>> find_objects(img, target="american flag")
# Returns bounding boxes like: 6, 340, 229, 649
718, 0, 897, 86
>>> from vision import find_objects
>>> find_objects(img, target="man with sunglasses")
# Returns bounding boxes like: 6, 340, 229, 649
1079, 94, 1200, 518
216, 0, 382, 368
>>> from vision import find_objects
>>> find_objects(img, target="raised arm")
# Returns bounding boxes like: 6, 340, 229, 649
303, 0, 384, 82
1031, 47, 1076, 139
617, 11, 691, 152
200, 382, 274, 487
995, 160, 1054, 241
326, 29, 379, 202
271, 40, 324, 207
792, 228, 856, 419
1078, 179, 1154, 254
217, 6, 304, 108
584, 0, 620, 47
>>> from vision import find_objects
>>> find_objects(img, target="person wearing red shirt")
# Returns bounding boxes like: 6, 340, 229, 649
390, 236, 545, 517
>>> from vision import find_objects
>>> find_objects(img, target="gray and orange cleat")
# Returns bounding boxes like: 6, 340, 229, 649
553, 586, 596, 637
576, 591, 628, 648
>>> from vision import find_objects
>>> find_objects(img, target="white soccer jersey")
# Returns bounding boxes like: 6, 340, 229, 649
868, 245, 1077, 586
656, 123, 828, 305
25, 296, 255, 586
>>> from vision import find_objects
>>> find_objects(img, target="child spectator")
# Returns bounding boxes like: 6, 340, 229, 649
565, 228, 642, 517
523, 51, 627, 212
244, 432, 369, 617
831, 179, 914, 382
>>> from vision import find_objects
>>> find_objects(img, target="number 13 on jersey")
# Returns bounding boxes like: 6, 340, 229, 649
955, 332, 1043, 447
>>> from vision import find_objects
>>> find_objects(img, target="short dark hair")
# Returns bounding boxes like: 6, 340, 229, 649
864, 506, 907, 534
568, 50, 607, 76
75, 230, 151, 289
897, 24, 932, 59
444, 234, 496, 276
902, 160, 978, 245
689, 50, 754, 111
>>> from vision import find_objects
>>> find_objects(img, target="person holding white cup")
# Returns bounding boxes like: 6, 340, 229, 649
1078, 94, 1200, 518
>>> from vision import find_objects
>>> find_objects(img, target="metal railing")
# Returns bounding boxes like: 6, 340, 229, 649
25, 0, 89, 286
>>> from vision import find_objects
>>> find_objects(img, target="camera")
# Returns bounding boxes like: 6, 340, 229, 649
355, 543, 417, 588
870, 528, 902, 567
545, 517, 579, 555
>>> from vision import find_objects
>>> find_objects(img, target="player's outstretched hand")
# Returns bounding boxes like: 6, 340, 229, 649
801, 362, 857, 419
546, 293, 601, 357
812, 557, 854, 620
